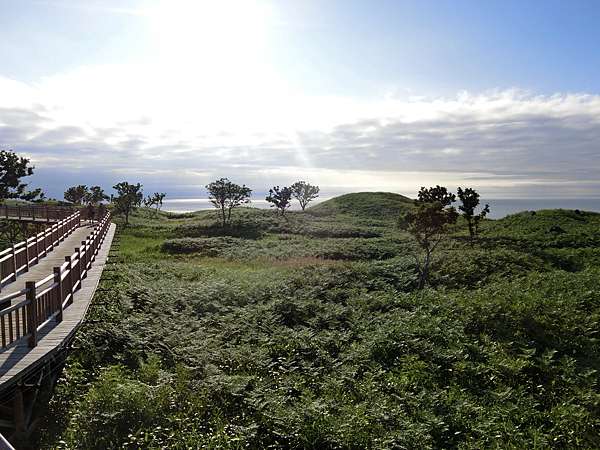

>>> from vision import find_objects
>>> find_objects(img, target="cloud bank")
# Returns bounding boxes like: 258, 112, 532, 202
1, 67, 599, 199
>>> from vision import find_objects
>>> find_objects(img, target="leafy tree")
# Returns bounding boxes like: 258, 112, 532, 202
0, 149, 44, 202
144, 192, 167, 214
400, 186, 458, 289
113, 182, 143, 225
290, 181, 320, 211
206, 178, 252, 227
64, 185, 88, 205
85, 186, 109, 205
416, 184, 456, 206
266, 186, 293, 216
457, 187, 490, 240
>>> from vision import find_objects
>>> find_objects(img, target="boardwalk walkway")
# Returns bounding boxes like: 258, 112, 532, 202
0, 207, 114, 447
0, 223, 115, 388
0, 226, 91, 299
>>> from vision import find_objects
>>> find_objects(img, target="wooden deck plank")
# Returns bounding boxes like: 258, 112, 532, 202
0, 224, 116, 389
0, 225, 91, 298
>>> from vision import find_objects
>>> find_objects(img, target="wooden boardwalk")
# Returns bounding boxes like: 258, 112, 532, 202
0, 205, 75, 224
0, 220, 115, 390
0, 225, 90, 297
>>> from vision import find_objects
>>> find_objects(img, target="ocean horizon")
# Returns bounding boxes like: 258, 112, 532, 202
161, 197, 600, 219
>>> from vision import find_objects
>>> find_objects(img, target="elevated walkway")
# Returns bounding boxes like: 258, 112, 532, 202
0, 208, 114, 445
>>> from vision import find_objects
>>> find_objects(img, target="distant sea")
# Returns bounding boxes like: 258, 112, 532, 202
162, 198, 600, 220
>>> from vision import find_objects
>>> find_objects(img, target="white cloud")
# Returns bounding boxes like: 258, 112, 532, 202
1, 67, 600, 198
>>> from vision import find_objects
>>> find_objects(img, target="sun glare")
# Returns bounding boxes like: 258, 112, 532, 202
146, 0, 271, 68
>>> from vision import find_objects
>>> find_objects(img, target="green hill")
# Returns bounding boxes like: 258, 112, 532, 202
309, 191, 414, 218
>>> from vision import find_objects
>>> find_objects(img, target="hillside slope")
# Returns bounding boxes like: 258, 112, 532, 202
309, 191, 413, 218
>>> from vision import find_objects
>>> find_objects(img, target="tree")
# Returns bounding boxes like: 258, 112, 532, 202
290, 181, 320, 211
113, 182, 143, 225
266, 186, 293, 216
144, 192, 167, 214
206, 178, 252, 227
64, 185, 88, 205
416, 184, 456, 206
0, 149, 44, 202
457, 187, 490, 241
85, 186, 109, 205
399, 186, 458, 289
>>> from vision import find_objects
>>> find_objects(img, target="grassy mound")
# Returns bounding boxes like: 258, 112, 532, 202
309, 192, 414, 219
482, 209, 600, 249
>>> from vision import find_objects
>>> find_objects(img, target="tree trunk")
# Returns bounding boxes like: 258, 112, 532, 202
418, 250, 431, 289
467, 219, 474, 241
221, 206, 227, 228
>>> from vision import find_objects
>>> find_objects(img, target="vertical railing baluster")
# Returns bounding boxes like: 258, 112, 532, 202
26, 281, 38, 347
11, 245, 17, 281
65, 256, 74, 305
15, 309, 20, 339
0, 315, 5, 347
25, 240, 30, 272
54, 267, 63, 322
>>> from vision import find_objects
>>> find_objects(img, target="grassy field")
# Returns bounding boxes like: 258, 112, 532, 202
35, 194, 600, 449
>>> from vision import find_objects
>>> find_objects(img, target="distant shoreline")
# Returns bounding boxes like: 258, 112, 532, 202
162, 197, 600, 219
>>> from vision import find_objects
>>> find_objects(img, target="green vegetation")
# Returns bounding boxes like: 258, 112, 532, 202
0, 149, 44, 202
310, 191, 413, 219
112, 181, 144, 225
36, 193, 600, 449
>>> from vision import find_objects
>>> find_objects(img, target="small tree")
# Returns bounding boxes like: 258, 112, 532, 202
416, 184, 456, 206
473, 205, 490, 237
290, 181, 320, 211
457, 187, 490, 241
113, 182, 143, 225
85, 186, 109, 205
0, 149, 44, 202
206, 178, 252, 227
266, 186, 293, 216
144, 192, 166, 215
64, 185, 88, 205
400, 186, 458, 289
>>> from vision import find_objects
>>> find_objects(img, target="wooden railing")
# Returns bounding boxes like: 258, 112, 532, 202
0, 212, 111, 349
0, 205, 75, 223
0, 212, 81, 291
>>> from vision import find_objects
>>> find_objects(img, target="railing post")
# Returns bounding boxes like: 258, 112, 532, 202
25, 240, 30, 272
65, 256, 74, 305
46, 206, 49, 223
26, 281, 37, 348
11, 245, 17, 281
81, 241, 88, 278
17, 206, 21, 220
75, 247, 81, 284
54, 267, 63, 323
36, 232, 40, 263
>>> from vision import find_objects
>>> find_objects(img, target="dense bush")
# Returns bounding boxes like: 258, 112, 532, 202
431, 248, 550, 288
162, 236, 242, 255
162, 235, 403, 261
36, 202, 600, 449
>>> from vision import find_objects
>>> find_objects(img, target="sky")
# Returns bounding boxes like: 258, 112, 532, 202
0, 0, 600, 200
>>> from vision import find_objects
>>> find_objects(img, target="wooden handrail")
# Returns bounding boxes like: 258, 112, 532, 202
0, 211, 80, 291
0, 211, 111, 349
0, 205, 75, 222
